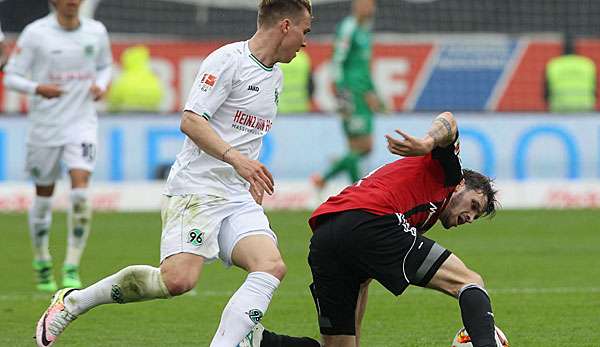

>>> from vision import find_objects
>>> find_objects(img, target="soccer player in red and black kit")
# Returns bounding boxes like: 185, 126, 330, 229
240, 111, 506, 347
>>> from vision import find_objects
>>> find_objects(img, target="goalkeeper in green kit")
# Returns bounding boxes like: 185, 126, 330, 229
312, 0, 384, 189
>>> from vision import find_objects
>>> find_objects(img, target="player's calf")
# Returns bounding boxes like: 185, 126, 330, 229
428, 254, 496, 347
458, 284, 497, 347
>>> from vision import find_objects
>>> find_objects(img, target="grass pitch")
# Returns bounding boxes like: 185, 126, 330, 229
1, 209, 599, 346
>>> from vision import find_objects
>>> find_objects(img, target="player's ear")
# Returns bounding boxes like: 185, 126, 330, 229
280, 18, 291, 34
456, 178, 466, 191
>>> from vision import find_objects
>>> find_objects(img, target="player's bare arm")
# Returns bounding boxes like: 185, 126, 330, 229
89, 85, 104, 101
427, 111, 457, 148
385, 111, 457, 157
180, 110, 275, 202
364, 91, 382, 113
35, 84, 63, 99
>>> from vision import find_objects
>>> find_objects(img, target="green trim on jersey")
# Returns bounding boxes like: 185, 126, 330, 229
249, 54, 273, 71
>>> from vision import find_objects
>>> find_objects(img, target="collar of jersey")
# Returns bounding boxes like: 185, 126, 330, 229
248, 53, 273, 72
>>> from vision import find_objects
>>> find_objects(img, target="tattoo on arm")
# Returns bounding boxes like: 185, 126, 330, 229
428, 117, 454, 147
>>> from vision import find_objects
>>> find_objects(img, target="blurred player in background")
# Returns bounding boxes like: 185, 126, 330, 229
0, 20, 7, 70
242, 112, 507, 347
3, 0, 112, 292
312, 0, 384, 189
33, 1, 312, 346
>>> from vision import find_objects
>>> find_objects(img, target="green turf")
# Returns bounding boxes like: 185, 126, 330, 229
1, 209, 599, 346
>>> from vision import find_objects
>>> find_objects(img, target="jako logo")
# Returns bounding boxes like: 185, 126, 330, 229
248, 85, 260, 92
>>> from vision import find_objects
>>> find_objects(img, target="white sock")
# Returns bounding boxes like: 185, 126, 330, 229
28, 195, 52, 262
64, 188, 92, 266
210, 272, 280, 347
64, 265, 171, 316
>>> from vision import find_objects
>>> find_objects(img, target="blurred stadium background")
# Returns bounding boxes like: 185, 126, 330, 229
1, 1, 600, 345
0, 0, 599, 211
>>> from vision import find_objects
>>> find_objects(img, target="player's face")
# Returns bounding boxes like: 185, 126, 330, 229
278, 9, 312, 63
355, 0, 376, 19
439, 183, 487, 229
53, 0, 83, 18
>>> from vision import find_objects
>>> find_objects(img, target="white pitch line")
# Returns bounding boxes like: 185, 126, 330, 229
1, 287, 599, 302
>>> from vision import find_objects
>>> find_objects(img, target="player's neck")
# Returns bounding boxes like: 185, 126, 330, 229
248, 31, 278, 68
56, 13, 81, 31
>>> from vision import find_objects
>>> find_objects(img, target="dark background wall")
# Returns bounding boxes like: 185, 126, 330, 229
1, 0, 599, 37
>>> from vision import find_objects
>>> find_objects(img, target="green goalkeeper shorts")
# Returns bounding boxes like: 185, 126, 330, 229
337, 88, 374, 137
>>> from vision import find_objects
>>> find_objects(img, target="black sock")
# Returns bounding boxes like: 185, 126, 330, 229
459, 285, 497, 347
260, 329, 320, 347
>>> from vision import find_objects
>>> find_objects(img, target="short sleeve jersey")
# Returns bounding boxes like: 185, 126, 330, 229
310, 135, 462, 233
165, 41, 283, 200
5, 14, 112, 146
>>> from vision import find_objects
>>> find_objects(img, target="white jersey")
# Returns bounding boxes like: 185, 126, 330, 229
4, 14, 112, 146
0, 21, 4, 41
165, 41, 283, 200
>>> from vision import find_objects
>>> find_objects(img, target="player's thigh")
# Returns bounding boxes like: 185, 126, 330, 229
426, 253, 484, 297
219, 200, 280, 269
309, 216, 362, 337
343, 212, 452, 296
159, 194, 227, 265
343, 114, 372, 139
63, 141, 97, 177
25, 145, 63, 186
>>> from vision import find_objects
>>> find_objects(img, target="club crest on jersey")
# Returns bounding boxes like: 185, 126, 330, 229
200, 73, 217, 92
84, 45, 94, 56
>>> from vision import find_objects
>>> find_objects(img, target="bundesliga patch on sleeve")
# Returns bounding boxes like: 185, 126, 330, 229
200, 73, 217, 92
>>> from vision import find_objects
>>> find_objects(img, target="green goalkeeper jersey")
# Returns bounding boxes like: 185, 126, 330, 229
332, 16, 375, 93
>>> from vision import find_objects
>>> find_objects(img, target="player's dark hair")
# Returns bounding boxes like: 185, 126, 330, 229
462, 169, 499, 218
258, 0, 312, 27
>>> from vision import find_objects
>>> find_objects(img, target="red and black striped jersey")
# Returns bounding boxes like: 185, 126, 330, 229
309, 135, 462, 234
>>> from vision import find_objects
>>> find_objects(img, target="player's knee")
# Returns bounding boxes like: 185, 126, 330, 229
452, 271, 485, 297
257, 258, 287, 281
162, 270, 196, 296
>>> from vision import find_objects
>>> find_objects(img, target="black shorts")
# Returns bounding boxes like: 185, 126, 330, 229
308, 210, 452, 336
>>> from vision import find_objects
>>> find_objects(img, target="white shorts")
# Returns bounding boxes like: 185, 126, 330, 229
159, 194, 277, 266
25, 142, 97, 186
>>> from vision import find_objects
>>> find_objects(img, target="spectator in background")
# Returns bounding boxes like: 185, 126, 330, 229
312, 0, 383, 189
545, 34, 597, 112
278, 48, 313, 114
107, 45, 163, 112
3, 0, 112, 292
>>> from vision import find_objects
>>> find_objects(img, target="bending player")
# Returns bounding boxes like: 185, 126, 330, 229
240, 111, 507, 347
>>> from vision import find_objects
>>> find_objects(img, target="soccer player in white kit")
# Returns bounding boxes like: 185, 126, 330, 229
33, 1, 312, 346
3, 0, 112, 292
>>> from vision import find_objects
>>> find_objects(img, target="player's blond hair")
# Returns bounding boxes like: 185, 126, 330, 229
258, 0, 312, 27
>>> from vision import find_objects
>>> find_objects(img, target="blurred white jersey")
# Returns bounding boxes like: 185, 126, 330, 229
4, 14, 112, 146
0, 21, 4, 41
165, 41, 283, 200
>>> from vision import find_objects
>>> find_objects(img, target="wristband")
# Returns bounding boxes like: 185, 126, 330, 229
222, 146, 234, 161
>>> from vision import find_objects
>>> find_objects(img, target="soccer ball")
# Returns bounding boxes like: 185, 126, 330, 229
451, 326, 509, 347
